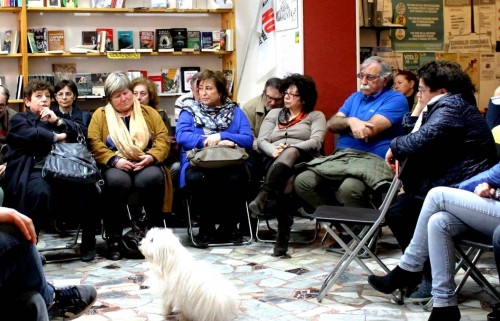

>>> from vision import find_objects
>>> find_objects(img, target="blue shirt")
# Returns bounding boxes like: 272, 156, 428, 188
459, 162, 500, 192
337, 88, 408, 158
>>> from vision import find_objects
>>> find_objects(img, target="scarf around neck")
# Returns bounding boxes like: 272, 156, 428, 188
186, 99, 236, 135
278, 107, 307, 129
105, 99, 150, 161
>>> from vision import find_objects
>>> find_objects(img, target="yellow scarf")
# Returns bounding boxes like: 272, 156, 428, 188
105, 99, 150, 161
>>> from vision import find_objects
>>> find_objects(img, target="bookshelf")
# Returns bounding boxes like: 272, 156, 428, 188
2, 2, 237, 112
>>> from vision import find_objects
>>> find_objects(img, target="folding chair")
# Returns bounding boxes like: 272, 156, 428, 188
184, 194, 253, 248
311, 175, 402, 303
423, 235, 500, 310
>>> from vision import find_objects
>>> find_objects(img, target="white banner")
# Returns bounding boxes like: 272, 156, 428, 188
257, 0, 277, 80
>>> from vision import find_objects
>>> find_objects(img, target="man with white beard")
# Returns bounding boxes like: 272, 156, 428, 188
294, 56, 407, 224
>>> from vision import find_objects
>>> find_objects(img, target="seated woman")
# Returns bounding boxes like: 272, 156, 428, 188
368, 162, 500, 321
249, 73, 326, 258
53, 80, 91, 130
3, 79, 97, 261
393, 70, 418, 111
176, 69, 253, 247
88, 72, 171, 260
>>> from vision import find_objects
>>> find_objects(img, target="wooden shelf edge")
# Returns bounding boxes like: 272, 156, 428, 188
26, 7, 231, 13
28, 51, 232, 57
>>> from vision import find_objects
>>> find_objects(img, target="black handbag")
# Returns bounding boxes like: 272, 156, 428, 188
42, 128, 101, 185
186, 145, 249, 168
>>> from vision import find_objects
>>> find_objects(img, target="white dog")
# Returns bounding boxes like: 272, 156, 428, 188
139, 228, 240, 321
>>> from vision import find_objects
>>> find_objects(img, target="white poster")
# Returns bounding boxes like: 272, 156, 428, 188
275, 0, 298, 31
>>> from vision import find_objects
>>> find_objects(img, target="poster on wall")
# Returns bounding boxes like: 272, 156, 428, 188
444, 0, 495, 53
401, 52, 436, 73
392, 0, 444, 51
275, 0, 298, 31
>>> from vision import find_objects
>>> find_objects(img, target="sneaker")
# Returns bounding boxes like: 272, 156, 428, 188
49, 285, 97, 320
409, 277, 432, 303
488, 303, 500, 321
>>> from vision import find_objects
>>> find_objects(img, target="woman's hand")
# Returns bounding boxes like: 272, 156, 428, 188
272, 143, 288, 158
411, 98, 426, 117
115, 158, 136, 172
385, 148, 397, 172
474, 182, 496, 198
203, 133, 221, 146
39, 107, 59, 124
134, 154, 155, 171
218, 140, 235, 146
55, 133, 67, 142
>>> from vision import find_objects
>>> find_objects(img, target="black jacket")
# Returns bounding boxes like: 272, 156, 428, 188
4, 110, 81, 212
391, 93, 497, 197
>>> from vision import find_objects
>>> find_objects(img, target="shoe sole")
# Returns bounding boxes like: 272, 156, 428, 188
408, 296, 432, 303
52, 294, 97, 321
367, 276, 396, 295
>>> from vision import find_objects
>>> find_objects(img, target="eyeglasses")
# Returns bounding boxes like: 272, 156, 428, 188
56, 92, 74, 98
417, 86, 429, 93
284, 91, 300, 98
264, 93, 283, 102
357, 73, 381, 82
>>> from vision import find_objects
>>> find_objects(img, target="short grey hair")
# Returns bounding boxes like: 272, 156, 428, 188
360, 56, 392, 81
104, 72, 133, 102
0, 85, 9, 103
190, 72, 201, 87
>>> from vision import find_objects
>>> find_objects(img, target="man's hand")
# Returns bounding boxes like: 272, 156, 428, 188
0, 207, 37, 244
348, 117, 375, 142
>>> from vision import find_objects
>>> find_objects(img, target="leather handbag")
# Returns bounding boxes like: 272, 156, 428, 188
42, 128, 101, 185
186, 145, 249, 169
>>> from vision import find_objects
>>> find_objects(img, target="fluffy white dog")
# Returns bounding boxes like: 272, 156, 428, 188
139, 228, 240, 321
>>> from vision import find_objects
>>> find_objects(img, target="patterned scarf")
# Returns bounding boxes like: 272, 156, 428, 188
278, 108, 307, 129
185, 99, 236, 135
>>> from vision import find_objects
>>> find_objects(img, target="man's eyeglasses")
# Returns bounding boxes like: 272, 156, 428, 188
284, 91, 300, 98
264, 93, 283, 102
56, 92, 74, 98
357, 73, 381, 82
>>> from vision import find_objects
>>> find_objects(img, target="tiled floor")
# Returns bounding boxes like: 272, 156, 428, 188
38, 219, 499, 321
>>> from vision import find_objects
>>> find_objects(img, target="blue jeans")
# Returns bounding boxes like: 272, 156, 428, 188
399, 186, 500, 307
0, 223, 53, 320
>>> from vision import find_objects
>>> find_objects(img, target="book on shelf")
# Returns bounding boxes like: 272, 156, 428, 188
96, 28, 114, 52
186, 31, 201, 52
207, 0, 232, 9
374, 0, 384, 26
161, 68, 180, 94
180, 66, 200, 92
15, 75, 23, 99
177, 0, 193, 9
151, 0, 167, 7
200, 31, 213, 51
111, 0, 124, 7
2, 30, 12, 53
96, 30, 106, 53
137, 48, 153, 53
127, 70, 146, 80
27, 0, 45, 7
223, 69, 234, 94
117, 30, 134, 50
156, 29, 173, 51
148, 75, 162, 93
82, 31, 97, 47
125, 0, 151, 8
52, 63, 76, 84
69, 45, 99, 53
170, 28, 187, 52
10, 31, 19, 54
90, 73, 107, 96
75, 73, 92, 96
62, 0, 78, 7
28, 28, 48, 53
211, 30, 221, 51
221, 29, 234, 51
28, 74, 55, 85
92, 0, 111, 7
47, 30, 65, 52
139, 31, 155, 50
359, 47, 373, 64
166, 0, 176, 8
47, 0, 61, 7
363, 0, 374, 27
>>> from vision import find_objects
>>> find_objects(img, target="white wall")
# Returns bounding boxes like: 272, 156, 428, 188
235, 0, 303, 105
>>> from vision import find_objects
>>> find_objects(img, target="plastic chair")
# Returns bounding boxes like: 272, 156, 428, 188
310, 175, 402, 303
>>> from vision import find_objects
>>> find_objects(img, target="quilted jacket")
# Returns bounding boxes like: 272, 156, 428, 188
390, 93, 497, 197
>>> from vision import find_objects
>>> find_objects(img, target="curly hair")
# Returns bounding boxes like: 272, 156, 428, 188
24, 79, 53, 100
279, 73, 317, 113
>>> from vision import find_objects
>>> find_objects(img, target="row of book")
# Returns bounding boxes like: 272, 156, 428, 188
1, 0, 21, 7
25, 27, 233, 54
25, 0, 232, 8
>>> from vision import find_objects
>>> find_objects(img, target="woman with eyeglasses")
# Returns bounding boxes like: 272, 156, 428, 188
249, 73, 326, 258
53, 80, 91, 133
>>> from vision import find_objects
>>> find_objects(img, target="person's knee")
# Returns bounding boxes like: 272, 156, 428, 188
14, 291, 49, 321
293, 170, 315, 197
428, 212, 449, 234
135, 167, 164, 190
493, 225, 500, 251
338, 177, 367, 207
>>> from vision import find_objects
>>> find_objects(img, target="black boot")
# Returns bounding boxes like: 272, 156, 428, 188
368, 266, 422, 294
428, 306, 460, 321
249, 163, 293, 217
488, 303, 500, 321
272, 199, 294, 258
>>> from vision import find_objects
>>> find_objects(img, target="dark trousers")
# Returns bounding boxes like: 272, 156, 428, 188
185, 165, 249, 235
493, 225, 500, 281
102, 166, 165, 238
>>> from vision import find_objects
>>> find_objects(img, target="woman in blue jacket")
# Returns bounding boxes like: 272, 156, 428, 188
176, 70, 253, 247
368, 162, 500, 321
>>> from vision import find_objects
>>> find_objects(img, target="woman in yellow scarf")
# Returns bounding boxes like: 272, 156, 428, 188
88, 72, 170, 260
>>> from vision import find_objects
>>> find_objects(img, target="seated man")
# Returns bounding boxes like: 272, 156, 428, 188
0, 206, 97, 321
174, 71, 201, 121
294, 56, 408, 213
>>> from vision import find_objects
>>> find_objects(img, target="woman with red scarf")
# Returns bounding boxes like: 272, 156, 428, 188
249, 73, 326, 258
